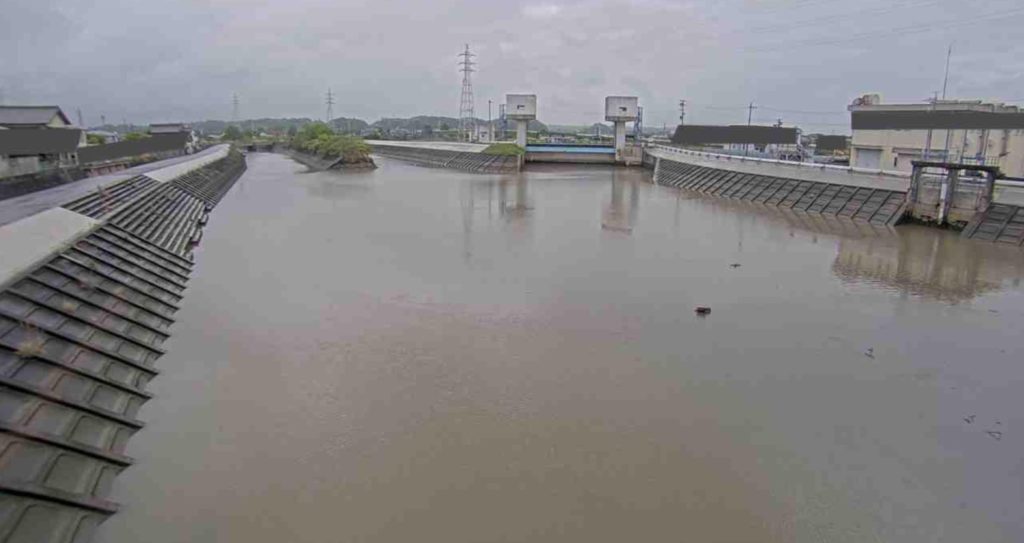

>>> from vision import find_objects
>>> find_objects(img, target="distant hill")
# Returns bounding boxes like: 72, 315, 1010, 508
97, 114, 551, 137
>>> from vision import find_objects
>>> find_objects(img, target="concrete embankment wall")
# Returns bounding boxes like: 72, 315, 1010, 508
0, 145, 246, 543
0, 166, 87, 201
646, 145, 908, 226
369, 143, 521, 174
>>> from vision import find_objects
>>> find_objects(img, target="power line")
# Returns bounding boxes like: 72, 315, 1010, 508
747, 7, 1024, 52
760, 106, 847, 116
743, 0, 941, 34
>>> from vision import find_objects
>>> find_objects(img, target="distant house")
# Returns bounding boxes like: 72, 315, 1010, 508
0, 106, 74, 129
86, 130, 121, 144
671, 124, 802, 160
0, 128, 82, 178
148, 123, 197, 153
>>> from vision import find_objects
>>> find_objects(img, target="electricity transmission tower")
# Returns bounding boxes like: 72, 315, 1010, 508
458, 44, 476, 142
325, 88, 335, 129
232, 93, 240, 124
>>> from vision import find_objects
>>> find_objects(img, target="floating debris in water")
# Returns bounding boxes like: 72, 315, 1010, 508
695, 306, 711, 316
964, 415, 976, 424
729, 263, 742, 268
864, 348, 875, 359
986, 431, 1003, 441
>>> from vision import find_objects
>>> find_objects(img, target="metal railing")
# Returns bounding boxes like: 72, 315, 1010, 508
645, 143, 911, 178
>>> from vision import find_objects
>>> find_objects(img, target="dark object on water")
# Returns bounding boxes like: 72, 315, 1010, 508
964, 415, 976, 424
986, 431, 1003, 441
864, 347, 875, 359
695, 306, 711, 316
729, 263, 741, 268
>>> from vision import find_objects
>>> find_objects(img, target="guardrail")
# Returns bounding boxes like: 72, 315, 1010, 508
645, 143, 910, 179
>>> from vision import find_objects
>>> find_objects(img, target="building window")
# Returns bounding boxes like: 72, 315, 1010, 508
894, 156, 898, 167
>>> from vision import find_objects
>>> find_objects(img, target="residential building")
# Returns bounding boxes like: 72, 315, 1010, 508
0, 128, 82, 178
848, 94, 1024, 177
149, 123, 197, 153
0, 105, 74, 129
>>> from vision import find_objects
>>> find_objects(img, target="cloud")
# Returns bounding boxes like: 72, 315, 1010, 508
2, 0, 1021, 128
522, 3, 563, 19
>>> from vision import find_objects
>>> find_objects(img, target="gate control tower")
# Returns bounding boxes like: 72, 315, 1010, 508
506, 94, 537, 148
605, 96, 639, 159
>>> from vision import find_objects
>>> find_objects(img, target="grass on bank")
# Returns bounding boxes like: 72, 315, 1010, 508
482, 143, 526, 156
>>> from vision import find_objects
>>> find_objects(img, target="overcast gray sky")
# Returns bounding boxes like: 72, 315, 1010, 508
3, 0, 1024, 132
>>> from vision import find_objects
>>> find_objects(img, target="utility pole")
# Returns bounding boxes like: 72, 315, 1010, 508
325, 88, 335, 130
678, 99, 686, 125
924, 92, 938, 161
942, 43, 954, 160
746, 102, 757, 156
458, 44, 476, 142
488, 99, 492, 143
100, 115, 107, 128
232, 93, 240, 124
941, 42, 953, 100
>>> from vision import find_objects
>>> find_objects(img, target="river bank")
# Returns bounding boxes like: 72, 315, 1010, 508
282, 147, 377, 172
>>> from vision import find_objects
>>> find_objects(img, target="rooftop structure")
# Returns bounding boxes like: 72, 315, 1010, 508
847, 94, 1024, 176
0, 106, 73, 129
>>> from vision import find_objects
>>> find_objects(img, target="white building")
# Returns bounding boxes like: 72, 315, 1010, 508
848, 94, 1024, 177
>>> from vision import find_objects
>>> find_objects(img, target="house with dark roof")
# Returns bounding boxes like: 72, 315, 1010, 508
670, 124, 802, 160
0, 128, 82, 178
0, 106, 74, 129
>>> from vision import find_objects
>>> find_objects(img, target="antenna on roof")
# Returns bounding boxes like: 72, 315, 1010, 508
941, 42, 953, 100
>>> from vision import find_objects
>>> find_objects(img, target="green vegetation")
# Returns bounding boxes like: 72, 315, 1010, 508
290, 122, 372, 163
86, 133, 107, 145
482, 143, 526, 156
222, 125, 243, 140
122, 131, 148, 141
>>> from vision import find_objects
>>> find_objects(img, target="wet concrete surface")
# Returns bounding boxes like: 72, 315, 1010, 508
97, 153, 1023, 542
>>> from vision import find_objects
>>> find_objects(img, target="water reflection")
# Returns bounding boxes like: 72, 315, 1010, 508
602, 169, 640, 233
833, 227, 1024, 302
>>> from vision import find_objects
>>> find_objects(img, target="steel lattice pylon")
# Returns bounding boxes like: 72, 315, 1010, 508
458, 44, 476, 142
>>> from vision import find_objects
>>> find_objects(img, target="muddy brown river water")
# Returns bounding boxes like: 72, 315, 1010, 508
96, 153, 1023, 542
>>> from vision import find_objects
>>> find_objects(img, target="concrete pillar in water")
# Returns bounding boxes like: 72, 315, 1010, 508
516, 120, 528, 148
614, 121, 627, 154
